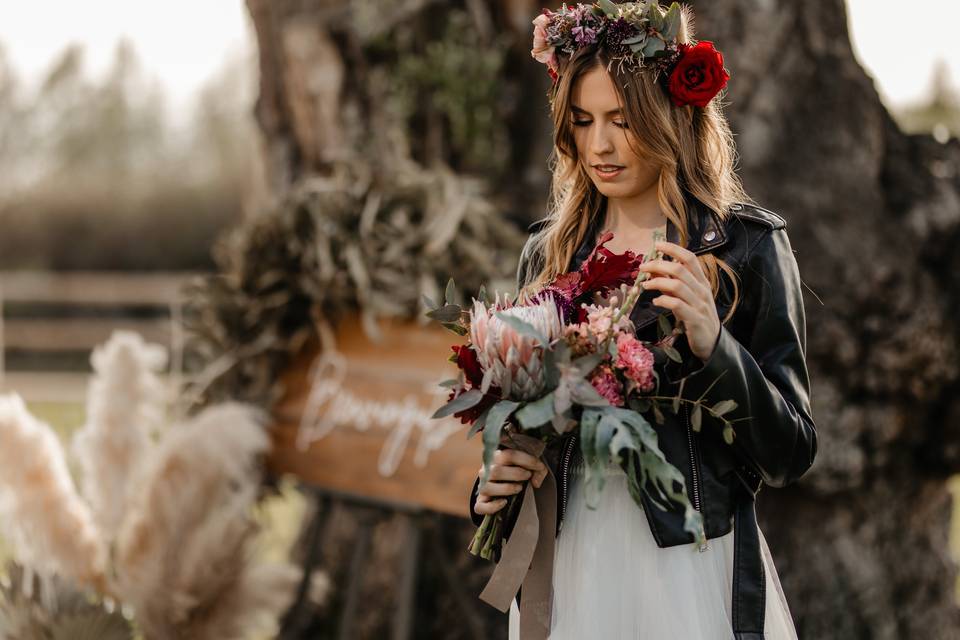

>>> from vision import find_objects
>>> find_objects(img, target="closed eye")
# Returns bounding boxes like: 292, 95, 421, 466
571, 120, 629, 129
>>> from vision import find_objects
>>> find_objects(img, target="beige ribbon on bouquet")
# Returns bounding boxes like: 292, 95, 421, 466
478, 432, 557, 640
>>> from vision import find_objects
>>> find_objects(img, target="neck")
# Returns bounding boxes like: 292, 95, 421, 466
602, 186, 666, 231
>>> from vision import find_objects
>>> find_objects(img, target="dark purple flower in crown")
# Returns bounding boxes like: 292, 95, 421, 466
605, 17, 641, 57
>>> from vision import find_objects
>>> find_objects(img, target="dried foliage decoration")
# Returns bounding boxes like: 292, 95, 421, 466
182, 158, 526, 413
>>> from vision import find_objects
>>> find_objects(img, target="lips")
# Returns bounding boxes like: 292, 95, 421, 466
593, 164, 625, 180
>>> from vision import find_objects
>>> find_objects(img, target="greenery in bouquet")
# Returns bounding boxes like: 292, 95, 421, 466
425, 230, 740, 560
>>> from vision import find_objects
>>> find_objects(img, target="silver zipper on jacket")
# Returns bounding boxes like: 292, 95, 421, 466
558, 433, 576, 534
684, 402, 709, 552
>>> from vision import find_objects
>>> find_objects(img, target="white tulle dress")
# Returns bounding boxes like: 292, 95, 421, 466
509, 455, 799, 639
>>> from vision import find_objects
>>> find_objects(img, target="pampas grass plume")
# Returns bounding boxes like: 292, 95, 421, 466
114, 401, 309, 638
72, 329, 168, 540
0, 392, 106, 590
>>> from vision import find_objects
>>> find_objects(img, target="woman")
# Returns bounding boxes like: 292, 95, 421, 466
469, 2, 817, 639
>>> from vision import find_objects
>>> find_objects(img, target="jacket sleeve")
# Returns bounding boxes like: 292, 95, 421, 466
678, 226, 817, 489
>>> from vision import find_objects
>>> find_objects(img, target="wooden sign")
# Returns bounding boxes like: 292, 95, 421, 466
268, 314, 482, 517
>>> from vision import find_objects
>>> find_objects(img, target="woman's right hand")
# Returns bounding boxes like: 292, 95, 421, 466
474, 448, 548, 515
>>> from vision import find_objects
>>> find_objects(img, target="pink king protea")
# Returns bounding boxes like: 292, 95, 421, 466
469, 295, 565, 400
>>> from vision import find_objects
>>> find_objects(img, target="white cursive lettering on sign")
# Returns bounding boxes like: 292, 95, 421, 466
294, 348, 466, 477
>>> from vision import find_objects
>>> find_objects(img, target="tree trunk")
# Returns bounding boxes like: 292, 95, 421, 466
245, 0, 960, 637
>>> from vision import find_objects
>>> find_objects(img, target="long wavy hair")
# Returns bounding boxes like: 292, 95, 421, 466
521, 3, 753, 324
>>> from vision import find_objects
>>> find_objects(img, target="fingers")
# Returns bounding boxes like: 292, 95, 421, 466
478, 462, 533, 484
654, 240, 709, 282
478, 479, 526, 498
474, 492, 507, 515
638, 259, 703, 293
494, 448, 548, 474
638, 241, 710, 291
650, 294, 694, 320
532, 465, 547, 488
475, 449, 549, 511
640, 276, 696, 307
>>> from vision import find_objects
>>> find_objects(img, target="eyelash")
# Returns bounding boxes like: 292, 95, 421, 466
572, 120, 629, 129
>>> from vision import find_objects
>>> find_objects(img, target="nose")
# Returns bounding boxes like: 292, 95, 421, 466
589, 123, 615, 156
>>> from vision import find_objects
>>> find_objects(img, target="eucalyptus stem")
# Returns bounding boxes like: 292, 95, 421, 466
611, 228, 667, 326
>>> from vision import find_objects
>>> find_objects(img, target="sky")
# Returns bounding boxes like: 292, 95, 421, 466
845, 0, 960, 107
0, 1, 251, 114
0, 1, 957, 112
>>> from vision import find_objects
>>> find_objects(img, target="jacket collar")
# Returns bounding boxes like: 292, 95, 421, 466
671, 191, 729, 255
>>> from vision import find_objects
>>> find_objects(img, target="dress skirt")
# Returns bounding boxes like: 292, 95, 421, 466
509, 456, 799, 639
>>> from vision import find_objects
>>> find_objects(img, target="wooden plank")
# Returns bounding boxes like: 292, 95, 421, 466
0, 271, 207, 305
3, 318, 173, 351
267, 316, 482, 518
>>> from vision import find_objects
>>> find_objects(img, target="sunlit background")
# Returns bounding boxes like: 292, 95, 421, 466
0, 0, 958, 632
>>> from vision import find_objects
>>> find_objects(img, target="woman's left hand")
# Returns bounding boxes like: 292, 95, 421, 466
636, 240, 720, 363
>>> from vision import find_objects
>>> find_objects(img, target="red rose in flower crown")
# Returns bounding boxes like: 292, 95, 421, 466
667, 41, 730, 108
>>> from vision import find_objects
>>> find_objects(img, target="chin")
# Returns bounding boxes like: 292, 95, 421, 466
592, 182, 634, 198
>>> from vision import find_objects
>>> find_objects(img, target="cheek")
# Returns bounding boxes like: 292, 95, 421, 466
572, 128, 588, 154
616, 132, 644, 165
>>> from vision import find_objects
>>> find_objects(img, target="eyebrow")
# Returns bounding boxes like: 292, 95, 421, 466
570, 104, 623, 115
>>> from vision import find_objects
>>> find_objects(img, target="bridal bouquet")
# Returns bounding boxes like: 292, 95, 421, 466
425, 230, 736, 561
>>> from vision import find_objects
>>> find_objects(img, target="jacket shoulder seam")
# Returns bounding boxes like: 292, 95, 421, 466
732, 203, 787, 230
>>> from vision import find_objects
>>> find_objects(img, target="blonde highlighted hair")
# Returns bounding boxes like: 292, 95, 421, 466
521, 2, 753, 324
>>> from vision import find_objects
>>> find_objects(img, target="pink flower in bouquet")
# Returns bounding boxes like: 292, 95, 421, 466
469, 297, 564, 400
589, 363, 624, 407
585, 303, 633, 338
616, 333, 656, 393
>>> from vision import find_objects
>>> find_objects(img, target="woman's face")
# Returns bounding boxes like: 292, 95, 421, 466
569, 65, 660, 199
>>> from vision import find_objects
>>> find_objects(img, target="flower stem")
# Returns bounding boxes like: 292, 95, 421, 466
612, 229, 667, 326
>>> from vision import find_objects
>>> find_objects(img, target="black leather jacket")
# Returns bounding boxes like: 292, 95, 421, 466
468, 193, 817, 638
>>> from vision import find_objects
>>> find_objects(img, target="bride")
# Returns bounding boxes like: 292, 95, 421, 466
469, 3, 816, 639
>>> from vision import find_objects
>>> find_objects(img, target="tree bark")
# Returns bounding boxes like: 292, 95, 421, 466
245, 0, 960, 637
687, 2, 960, 637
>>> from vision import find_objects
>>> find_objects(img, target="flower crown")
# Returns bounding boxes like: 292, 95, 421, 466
531, 1, 730, 108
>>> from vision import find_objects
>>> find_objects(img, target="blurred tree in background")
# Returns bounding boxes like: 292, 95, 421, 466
0, 38, 262, 271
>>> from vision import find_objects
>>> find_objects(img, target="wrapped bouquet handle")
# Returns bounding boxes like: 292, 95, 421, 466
478, 431, 557, 640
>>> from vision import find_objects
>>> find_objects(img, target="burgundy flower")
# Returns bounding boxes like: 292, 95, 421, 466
448, 344, 501, 424
451, 344, 483, 387
577, 231, 642, 298
667, 41, 730, 108
589, 363, 625, 407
